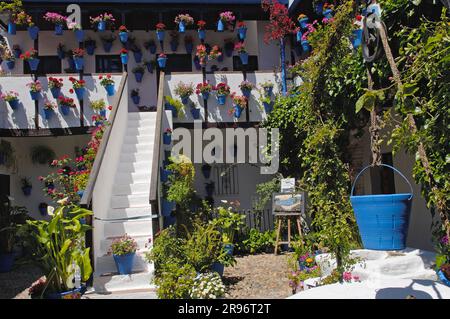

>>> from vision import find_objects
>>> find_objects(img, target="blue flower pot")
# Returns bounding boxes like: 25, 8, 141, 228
57, 49, 65, 60
75, 87, 85, 100
113, 253, 135, 275
201, 92, 210, 100
133, 51, 143, 63
240, 52, 249, 65
191, 108, 200, 119
8, 22, 16, 35
181, 96, 189, 105
185, 42, 193, 54
211, 262, 224, 277
43, 108, 53, 120
0, 253, 15, 273
238, 27, 247, 40
156, 30, 165, 42
146, 63, 154, 73
120, 53, 128, 65
22, 186, 32, 196
50, 87, 61, 99
77, 190, 84, 198
217, 19, 225, 32
234, 105, 243, 118
67, 57, 75, 70
224, 243, 234, 255
148, 44, 157, 54
119, 31, 128, 43
55, 24, 64, 35
161, 199, 175, 217
86, 45, 95, 56
99, 109, 106, 117
132, 95, 140, 105
30, 91, 40, 101
351, 29, 363, 49
198, 29, 206, 41
157, 57, 167, 68
170, 41, 178, 52
75, 29, 85, 43
323, 9, 333, 19
103, 41, 113, 52
134, 72, 144, 83
60, 105, 71, 115
263, 101, 273, 113
160, 167, 172, 182
6, 60, 15, 70
299, 17, 309, 29
165, 103, 178, 117
163, 132, 172, 145
296, 30, 303, 42
13, 48, 21, 59
74, 57, 84, 71
301, 40, 310, 53
241, 88, 251, 98
97, 21, 106, 32
217, 94, 226, 105
178, 21, 186, 33
8, 99, 19, 110
105, 84, 115, 96
438, 270, 450, 287
28, 58, 40, 71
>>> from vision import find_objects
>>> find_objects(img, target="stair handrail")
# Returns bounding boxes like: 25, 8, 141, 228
80, 72, 128, 208
149, 71, 165, 207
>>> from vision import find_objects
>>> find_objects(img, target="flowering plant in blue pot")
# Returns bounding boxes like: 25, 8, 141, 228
218, 11, 235, 32
1, 91, 19, 110
7, 20, 16, 35
27, 79, 42, 101
90, 98, 107, 116
99, 74, 115, 96
20, 177, 32, 196
184, 35, 194, 54
213, 82, 230, 105
322, 3, 334, 19
48, 77, 63, 99
118, 25, 129, 43
297, 13, 309, 29
196, 82, 212, 101
20, 48, 39, 72
43, 100, 56, 120
144, 39, 157, 54
163, 128, 172, 145
175, 13, 194, 33
231, 94, 247, 118
84, 39, 96, 56
90, 13, 115, 32
43, 12, 67, 35
68, 77, 86, 100
236, 21, 247, 40
191, 106, 201, 119
56, 43, 65, 59
12, 45, 21, 59
239, 80, 255, 98
197, 20, 207, 41
174, 81, 194, 105
131, 89, 140, 105
101, 34, 116, 52
132, 47, 143, 63
68, 22, 84, 43
143, 59, 156, 73
235, 42, 248, 65
120, 48, 129, 65
157, 53, 167, 68
4, 51, 15, 70
169, 31, 179, 52
132, 65, 145, 83
260, 81, 274, 96
72, 48, 85, 71
156, 22, 166, 42
224, 39, 234, 57
58, 96, 76, 116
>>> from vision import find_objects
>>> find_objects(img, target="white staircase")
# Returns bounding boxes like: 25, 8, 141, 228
93, 112, 157, 294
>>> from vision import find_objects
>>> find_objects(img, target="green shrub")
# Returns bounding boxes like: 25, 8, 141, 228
153, 263, 197, 299
237, 228, 276, 254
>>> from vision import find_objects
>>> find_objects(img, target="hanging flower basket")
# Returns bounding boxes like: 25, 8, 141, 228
351, 29, 363, 49
350, 164, 413, 250
75, 29, 85, 43
74, 87, 85, 100
301, 40, 310, 53
237, 21, 247, 40
27, 58, 40, 72
8, 99, 19, 110
160, 167, 172, 182
156, 30, 165, 42
133, 50, 143, 63
163, 131, 172, 145
6, 60, 15, 70
263, 101, 274, 113
120, 49, 129, 65
43, 108, 53, 120
191, 107, 200, 119
157, 54, 167, 68
132, 95, 140, 105
298, 17, 309, 29
54, 24, 64, 35
119, 25, 129, 43
233, 105, 244, 118
28, 25, 39, 40
8, 21, 16, 35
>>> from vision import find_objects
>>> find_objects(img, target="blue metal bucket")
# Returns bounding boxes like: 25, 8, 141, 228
113, 253, 135, 275
350, 164, 413, 250
105, 84, 115, 96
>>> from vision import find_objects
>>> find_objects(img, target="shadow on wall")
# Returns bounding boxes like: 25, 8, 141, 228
375, 279, 444, 299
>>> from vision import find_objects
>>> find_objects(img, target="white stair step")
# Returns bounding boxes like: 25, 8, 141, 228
102, 218, 153, 238
123, 134, 155, 145
117, 161, 152, 173
93, 270, 154, 293
121, 143, 153, 154
128, 112, 157, 120
127, 119, 156, 128
100, 235, 152, 256
107, 206, 152, 219
114, 172, 152, 184
119, 152, 153, 163
112, 183, 151, 196
125, 126, 156, 136
110, 194, 149, 209
94, 251, 151, 277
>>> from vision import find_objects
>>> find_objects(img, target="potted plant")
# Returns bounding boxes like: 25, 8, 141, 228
100, 34, 116, 52
118, 25, 129, 43
43, 12, 67, 35
68, 77, 86, 100
72, 48, 85, 71
169, 31, 179, 52
201, 164, 212, 178
90, 99, 107, 117
218, 11, 235, 32
58, 96, 76, 116
297, 13, 309, 29
211, 205, 245, 255
161, 197, 175, 217
48, 77, 63, 99
38, 202, 48, 216
90, 12, 115, 32
163, 128, 172, 145
213, 82, 230, 105
20, 177, 32, 196
231, 94, 247, 118
30, 145, 55, 165
15, 11, 38, 40
0, 140, 14, 167
239, 80, 255, 98
224, 38, 234, 57
260, 81, 274, 96
99, 74, 115, 96
131, 45, 143, 63
12, 44, 21, 59
56, 43, 65, 59
322, 3, 334, 19
155, 22, 166, 42
164, 96, 184, 118
1, 91, 20, 110
208, 45, 222, 61
351, 15, 363, 49
190, 104, 201, 119
157, 53, 167, 68
20, 48, 39, 72
174, 13, 194, 33
3, 50, 15, 70
84, 38, 96, 55
27, 80, 42, 101
196, 44, 208, 67
143, 39, 157, 54
438, 263, 450, 287
184, 35, 194, 54
43, 100, 56, 120
26, 204, 93, 298
260, 95, 274, 113
174, 81, 194, 105
196, 82, 212, 100
236, 21, 247, 40
120, 48, 129, 65
197, 20, 207, 41
0, 197, 28, 273
110, 234, 138, 275
160, 166, 172, 182
234, 42, 248, 65
143, 59, 156, 73
68, 21, 84, 43
132, 65, 145, 83
131, 89, 140, 105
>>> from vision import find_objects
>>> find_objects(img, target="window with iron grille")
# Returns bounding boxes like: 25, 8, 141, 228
211, 164, 239, 195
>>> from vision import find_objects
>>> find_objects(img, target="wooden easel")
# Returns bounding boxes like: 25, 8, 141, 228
274, 213, 303, 255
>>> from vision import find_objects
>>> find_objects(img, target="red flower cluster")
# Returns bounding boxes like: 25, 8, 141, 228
119, 25, 128, 32
195, 82, 212, 94
48, 77, 64, 88
58, 96, 76, 107
156, 22, 166, 30
261, 0, 297, 43
69, 77, 86, 89
236, 21, 246, 29
72, 48, 85, 57
197, 20, 206, 30
120, 48, 128, 54
159, 53, 167, 58
19, 48, 38, 60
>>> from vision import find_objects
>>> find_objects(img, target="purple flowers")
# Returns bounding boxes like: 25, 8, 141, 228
441, 235, 449, 245
43, 12, 67, 24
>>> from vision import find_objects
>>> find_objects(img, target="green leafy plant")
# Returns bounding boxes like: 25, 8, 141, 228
165, 96, 185, 119
0, 196, 28, 254
90, 99, 106, 111
153, 263, 197, 299
30, 145, 56, 165
0, 140, 14, 167
109, 234, 138, 256
240, 228, 276, 254
211, 206, 245, 244
174, 81, 195, 98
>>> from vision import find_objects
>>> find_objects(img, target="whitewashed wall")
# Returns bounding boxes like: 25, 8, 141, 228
0, 74, 122, 129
